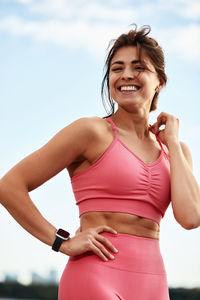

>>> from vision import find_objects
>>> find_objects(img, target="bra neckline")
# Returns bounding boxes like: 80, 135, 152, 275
71, 117, 168, 180
106, 117, 164, 167
117, 138, 163, 167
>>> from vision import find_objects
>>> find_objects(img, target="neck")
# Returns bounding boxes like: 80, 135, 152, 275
111, 109, 150, 139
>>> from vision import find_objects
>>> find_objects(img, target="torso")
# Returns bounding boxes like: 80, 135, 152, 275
67, 117, 169, 240
80, 211, 160, 239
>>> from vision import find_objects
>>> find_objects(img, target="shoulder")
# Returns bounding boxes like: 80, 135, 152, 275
70, 116, 108, 136
72, 116, 105, 125
180, 141, 193, 170
66, 116, 110, 149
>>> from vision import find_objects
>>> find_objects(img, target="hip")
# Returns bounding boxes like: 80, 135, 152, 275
68, 231, 166, 275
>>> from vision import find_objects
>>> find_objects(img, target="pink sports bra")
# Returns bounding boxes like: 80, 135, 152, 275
71, 117, 171, 225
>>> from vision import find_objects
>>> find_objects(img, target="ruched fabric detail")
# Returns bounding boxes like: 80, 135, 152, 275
71, 117, 171, 225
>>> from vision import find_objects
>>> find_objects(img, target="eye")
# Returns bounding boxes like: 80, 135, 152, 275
111, 67, 122, 71
135, 66, 145, 71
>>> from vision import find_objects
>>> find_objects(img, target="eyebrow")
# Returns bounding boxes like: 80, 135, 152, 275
111, 60, 141, 66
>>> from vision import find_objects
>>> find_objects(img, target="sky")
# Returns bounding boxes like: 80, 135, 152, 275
0, 0, 200, 288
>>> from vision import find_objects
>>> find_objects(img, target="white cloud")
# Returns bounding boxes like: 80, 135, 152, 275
180, 0, 200, 19
0, 15, 199, 65
15, 0, 200, 21
172, 25, 200, 61
0, 16, 123, 55
1, 1, 199, 64
158, 0, 200, 20
0, 16, 35, 36
14, 0, 138, 22
158, 24, 200, 64
80, 3, 137, 22
17, 0, 34, 4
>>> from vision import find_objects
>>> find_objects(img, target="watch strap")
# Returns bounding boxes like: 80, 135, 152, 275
52, 235, 64, 252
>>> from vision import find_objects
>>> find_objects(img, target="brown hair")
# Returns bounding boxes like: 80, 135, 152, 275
101, 24, 167, 116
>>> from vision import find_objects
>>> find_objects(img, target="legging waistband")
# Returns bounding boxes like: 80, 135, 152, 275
69, 231, 166, 275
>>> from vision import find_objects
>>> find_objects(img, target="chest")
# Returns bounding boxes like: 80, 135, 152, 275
90, 140, 171, 201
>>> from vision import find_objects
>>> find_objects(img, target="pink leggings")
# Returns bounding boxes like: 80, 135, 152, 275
59, 232, 170, 300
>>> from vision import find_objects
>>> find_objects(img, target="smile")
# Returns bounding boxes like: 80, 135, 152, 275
118, 85, 140, 92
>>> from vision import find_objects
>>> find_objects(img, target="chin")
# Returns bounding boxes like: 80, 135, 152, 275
118, 104, 141, 114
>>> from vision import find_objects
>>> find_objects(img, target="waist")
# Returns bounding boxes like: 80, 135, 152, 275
69, 232, 166, 274
80, 211, 160, 240
77, 197, 163, 225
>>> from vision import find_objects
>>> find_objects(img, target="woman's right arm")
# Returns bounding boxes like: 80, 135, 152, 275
0, 118, 92, 245
0, 117, 118, 261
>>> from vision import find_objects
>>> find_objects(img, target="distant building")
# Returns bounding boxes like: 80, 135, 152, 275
31, 269, 58, 284
4, 273, 18, 282
31, 272, 46, 284
48, 269, 58, 283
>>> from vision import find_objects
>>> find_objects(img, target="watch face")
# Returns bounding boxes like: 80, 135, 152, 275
57, 229, 70, 239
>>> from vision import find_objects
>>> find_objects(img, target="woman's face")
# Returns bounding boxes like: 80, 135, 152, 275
109, 46, 162, 113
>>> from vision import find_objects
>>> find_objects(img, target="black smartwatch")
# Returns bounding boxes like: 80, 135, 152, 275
52, 229, 70, 252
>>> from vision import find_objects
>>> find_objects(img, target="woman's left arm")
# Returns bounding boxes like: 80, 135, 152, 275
151, 112, 200, 230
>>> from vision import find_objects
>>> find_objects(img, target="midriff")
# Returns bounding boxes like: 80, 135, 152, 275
80, 211, 160, 240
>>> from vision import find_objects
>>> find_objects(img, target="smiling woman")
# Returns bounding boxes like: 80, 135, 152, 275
108, 46, 164, 115
101, 24, 167, 116
0, 24, 200, 300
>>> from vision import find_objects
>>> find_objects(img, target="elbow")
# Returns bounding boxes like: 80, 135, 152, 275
0, 179, 6, 206
0, 176, 28, 208
179, 215, 200, 230
181, 222, 198, 230
0, 177, 23, 207
0, 178, 10, 206
173, 203, 200, 230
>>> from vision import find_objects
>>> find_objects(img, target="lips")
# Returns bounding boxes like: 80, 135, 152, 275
117, 85, 141, 95
118, 85, 141, 91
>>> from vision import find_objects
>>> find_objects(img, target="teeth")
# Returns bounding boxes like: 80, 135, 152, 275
120, 86, 139, 91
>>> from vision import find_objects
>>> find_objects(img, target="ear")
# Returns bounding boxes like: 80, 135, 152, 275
155, 82, 165, 93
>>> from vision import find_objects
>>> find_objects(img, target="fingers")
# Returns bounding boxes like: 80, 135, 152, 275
90, 225, 118, 261
150, 112, 179, 135
96, 225, 118, 235
149, 123, 160, 135
157, 112, 179, 125
66, 225, 119, 261
155, 113, 168, 133
92, 239, 116, 261
96, 234, 118, 254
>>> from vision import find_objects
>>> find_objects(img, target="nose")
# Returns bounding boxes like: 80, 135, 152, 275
121, 67, 136, 80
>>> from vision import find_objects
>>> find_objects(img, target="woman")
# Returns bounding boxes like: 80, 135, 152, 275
0, 25, 200, 300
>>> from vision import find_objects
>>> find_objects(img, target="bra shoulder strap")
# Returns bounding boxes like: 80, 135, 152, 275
105, 117, 118, 138
155, 134, 169, 157
155, 134, 163, 150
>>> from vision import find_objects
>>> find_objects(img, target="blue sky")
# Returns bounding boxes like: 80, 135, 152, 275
0, 0, 200, 287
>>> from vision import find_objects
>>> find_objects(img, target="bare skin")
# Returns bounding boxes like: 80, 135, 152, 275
80, 212, 160, 239
60, 115, 164, 262
0, 45, 199, 264
68, 116, 162, 240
